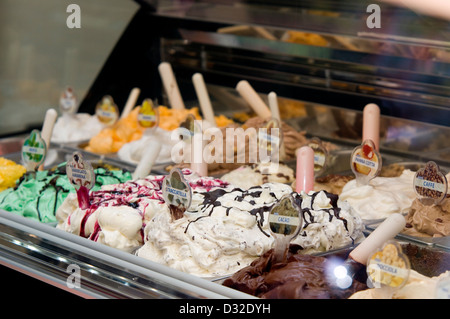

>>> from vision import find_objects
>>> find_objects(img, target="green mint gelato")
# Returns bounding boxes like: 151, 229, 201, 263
0, 163, 132, 223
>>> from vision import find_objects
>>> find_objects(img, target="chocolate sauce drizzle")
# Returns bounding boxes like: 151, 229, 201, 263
184, 188, 353, 243
292, 191, 352, 242
184, 186, 280, 237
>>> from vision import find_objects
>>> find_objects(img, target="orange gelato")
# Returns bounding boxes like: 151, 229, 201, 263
85, 105, 231, 154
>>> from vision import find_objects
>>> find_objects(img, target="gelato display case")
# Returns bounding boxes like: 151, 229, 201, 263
1, 0, 450, 299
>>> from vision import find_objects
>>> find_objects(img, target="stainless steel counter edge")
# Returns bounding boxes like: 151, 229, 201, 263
0, 210, 255, 299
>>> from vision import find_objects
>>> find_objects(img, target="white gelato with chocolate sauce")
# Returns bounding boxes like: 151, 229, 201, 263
137, 185, 364, 277
56, 169, 227, 252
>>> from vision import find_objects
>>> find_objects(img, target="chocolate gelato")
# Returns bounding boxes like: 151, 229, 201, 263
223, 244, 367, 299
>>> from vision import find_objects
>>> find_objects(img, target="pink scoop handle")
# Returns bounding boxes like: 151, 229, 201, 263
362, 103, 380, 150
296, 146, 314, 193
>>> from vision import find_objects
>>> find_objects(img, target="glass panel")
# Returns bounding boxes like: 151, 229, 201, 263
0, 0, 138, 137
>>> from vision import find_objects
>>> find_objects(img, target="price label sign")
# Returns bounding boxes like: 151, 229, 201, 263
66, 152, 95, 190
366, 241, 410, 289
269, 194, 302, 263
66, 152, 95, 209
95, 95, 119, 126
350, 139, 382, 185
308, 137, 328, 176
179, 114, 201, 139
413, 161, 448, 206
59, 87, 77, 114
138, 98, 159, 130
162, 168, 192, 221
258, 117, 283, 164
22, 130, 47, 171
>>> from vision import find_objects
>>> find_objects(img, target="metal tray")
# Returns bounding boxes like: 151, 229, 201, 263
366, 221, 450, 251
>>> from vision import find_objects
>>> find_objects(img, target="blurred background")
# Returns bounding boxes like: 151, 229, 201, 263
0, 0, 138, 136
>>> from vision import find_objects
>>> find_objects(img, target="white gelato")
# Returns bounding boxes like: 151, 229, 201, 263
136, 183, 292, 277
118, 128, 176, 165
55, 169, 230, 253
292, 190, 364, 253
136, 185, 364, 277
51, 113, 105, 143
338, 169, 416, 221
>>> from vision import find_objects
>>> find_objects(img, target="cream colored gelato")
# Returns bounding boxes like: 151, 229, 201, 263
349, 270, 450, 299
339, 169, 416, 220
221, 163, 295, 189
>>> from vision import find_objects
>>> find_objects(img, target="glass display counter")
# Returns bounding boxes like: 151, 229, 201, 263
1, 0, 449, 298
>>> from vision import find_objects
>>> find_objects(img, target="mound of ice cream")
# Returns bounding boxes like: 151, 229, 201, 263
291, 190, 363, 253
349, 270, 450, 299
221, 163, 295, 189
51, 113, 105, 143
136, 182, 292, 277
0, 157, 26, 192
85, 107, 146, 154
402, 172, 450, 238
403, 197, 450, 238
338, 169, 416, 220
311, 174, 354, 195
56, 169, 230, 252
136, 186, 363, 277
86, 105, 232, 155
0, 163, 131, 223
118, 128, 176, 165
170, 116, 332, 176
241, 117, 308, 159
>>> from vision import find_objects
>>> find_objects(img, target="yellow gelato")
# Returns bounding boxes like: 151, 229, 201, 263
0, 157, 26, 192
